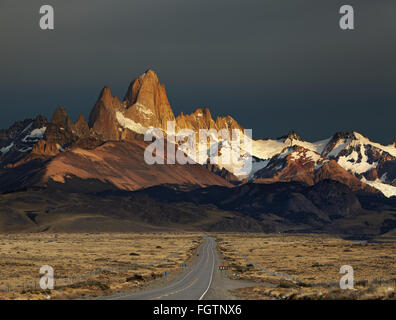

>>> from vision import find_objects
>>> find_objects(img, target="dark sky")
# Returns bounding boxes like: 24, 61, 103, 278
1, 0, 395, 143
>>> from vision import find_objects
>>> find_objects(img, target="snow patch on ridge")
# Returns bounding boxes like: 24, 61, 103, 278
0, 142, 14, 154
252, 139, 285, 160
116, 111, 147, 134
353, 132, 396, 157
311, 138, 332, 154
315, 160, 329, 170
361, 177, 396, 198
290, 149, 322, 163
19, 147, 32, 153
134, 103, 154, 118
21, 122, 33, 134
336, 149, 378, 174
251, 137, 332, 161
327, 140, 350, 158
22, 127, 47, 142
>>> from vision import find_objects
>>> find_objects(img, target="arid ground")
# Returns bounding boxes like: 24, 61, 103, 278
216, 233, 396, 299
0, 233, 201, 300
0, 232, 395, 300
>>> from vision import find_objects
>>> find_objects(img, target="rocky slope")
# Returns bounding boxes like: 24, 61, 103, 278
1, 180, 394, 235
42, 140, 233, 191
252, 146, 374, 192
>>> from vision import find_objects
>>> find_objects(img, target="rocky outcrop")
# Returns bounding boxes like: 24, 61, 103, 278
88, 70, 177, 140
32, 115, 48, 129
176, 107, 244, 133
377, 160, 396, 185
123, 70, 175, 129
215, 115, 244, 131
50, 106, 73, 129
44, 106, 74, 147
176, 108, 216, 131
321, 132, 355, 156
31, 139, 60, 157
87, 70, 244, 143
32, 108, 102, 157
364, 168, 378, 181
73, 114, 90, 139
88, 86, 122, 141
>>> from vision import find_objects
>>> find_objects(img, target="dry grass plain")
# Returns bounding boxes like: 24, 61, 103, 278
216, 233, 396, 300
0, 233, 201, 300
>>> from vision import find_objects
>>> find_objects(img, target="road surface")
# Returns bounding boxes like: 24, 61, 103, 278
109, 235, 217, 300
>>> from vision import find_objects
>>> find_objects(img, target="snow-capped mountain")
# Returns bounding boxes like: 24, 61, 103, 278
248, 131, 396, 197
0, 116, 48, 166
1, 70, 395, 198
321, 131, 396, 197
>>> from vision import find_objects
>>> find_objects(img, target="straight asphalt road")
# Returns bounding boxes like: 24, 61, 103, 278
109, 236, 217, 300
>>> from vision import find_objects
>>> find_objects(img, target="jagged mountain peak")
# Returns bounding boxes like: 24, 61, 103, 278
89, 70, 245, 138
75, 113, 86, 123
33, 115, 48, 127
215, 115, 244, 131
97, 85, 119, 107
51, 106, 72, 128
73, 114, 90, 139
326, 131, 374, 146
122, 71, 175, 130
123, 69, 161, 103
176, 107, 216, 131
100, 85, 112, 96
123, 79, 138, 104
176, 107, 244, 132
277, 130, 304, 143
90, 69, 175, 140
253, 143, 374, 193
320, 131, 358, 157
185, 107, 213, 122
193, 107, 212, 118
323, 131, 396, 157
331, 131, 356, 140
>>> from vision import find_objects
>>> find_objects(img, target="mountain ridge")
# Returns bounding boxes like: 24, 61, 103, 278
0, 69, 395, 197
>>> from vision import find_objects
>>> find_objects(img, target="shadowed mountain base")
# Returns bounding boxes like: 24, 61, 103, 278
1, 180, 395, 238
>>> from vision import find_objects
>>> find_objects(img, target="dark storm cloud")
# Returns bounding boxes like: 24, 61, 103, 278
0, 0, 395, 143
